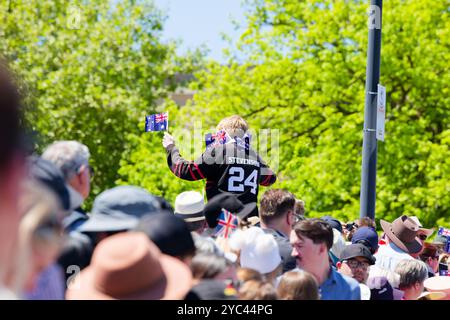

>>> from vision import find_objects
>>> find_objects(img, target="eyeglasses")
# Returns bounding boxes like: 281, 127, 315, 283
344, 259, 370, 270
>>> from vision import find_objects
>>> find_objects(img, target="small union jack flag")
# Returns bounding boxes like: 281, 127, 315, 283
438, 227, 450, 238
214, 209, 239, 239
145, 112, 168, 132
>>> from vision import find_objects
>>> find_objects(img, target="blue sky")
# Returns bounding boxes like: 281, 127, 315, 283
153, 0, 246, 62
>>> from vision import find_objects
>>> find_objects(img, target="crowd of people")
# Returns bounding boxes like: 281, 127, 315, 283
0, 61, 449, 301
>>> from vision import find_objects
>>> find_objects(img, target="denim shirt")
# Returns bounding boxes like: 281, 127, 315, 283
319, 267, 361, 300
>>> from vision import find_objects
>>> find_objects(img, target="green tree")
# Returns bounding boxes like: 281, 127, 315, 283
120, 0, 449, 228
0, 0, 201, 205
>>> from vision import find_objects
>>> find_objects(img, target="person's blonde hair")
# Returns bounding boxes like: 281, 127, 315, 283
216, 115, 249, 138
277, 270, 320, 300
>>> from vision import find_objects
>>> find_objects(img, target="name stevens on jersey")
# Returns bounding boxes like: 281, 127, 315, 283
227, 157, 260, 167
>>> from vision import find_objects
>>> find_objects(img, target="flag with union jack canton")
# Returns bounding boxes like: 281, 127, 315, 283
145, 112, 168, 132
214, 209, 239, 239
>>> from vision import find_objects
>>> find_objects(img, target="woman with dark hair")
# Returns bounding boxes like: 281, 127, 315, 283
419, 243, 440, 277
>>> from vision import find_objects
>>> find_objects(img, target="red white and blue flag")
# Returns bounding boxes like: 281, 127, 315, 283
145, 112, 168, 132
214, 209, 239, 239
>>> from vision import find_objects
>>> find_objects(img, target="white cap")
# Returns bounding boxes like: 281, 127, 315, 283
230, 227, 281, 274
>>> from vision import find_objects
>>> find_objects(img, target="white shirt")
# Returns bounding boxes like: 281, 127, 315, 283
374, 242, 414, 272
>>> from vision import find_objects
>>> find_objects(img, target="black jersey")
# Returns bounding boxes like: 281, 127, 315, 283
166, 142, 276, 204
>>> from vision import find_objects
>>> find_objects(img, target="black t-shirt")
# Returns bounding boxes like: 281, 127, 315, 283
166, 142, 276, 204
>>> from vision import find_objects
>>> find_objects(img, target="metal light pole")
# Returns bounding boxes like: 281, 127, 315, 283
360, 0, 382, 220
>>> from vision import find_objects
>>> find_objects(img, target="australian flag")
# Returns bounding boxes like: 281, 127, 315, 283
214, 209, 239, 239
145, 112, 168, 132
438, 227, 450, 238
205, 130, 229, 150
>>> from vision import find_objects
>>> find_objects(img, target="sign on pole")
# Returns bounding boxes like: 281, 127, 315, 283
376, 84, 386, 141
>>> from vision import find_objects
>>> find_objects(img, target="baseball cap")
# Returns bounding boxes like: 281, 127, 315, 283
79, 185, 164, 233
28, 156, 71, 211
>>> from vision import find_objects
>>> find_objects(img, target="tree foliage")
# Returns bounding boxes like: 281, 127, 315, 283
120, 0, 449, 227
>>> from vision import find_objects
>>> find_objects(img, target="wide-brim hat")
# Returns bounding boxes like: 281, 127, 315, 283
204, 193, 257, 228
380, 215, 422, 254
66, 232, 192, 300
424, 276, 450, 300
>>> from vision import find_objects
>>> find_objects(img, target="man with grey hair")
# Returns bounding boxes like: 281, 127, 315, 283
42, 140, 92, 232
394, 259, 428, 300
